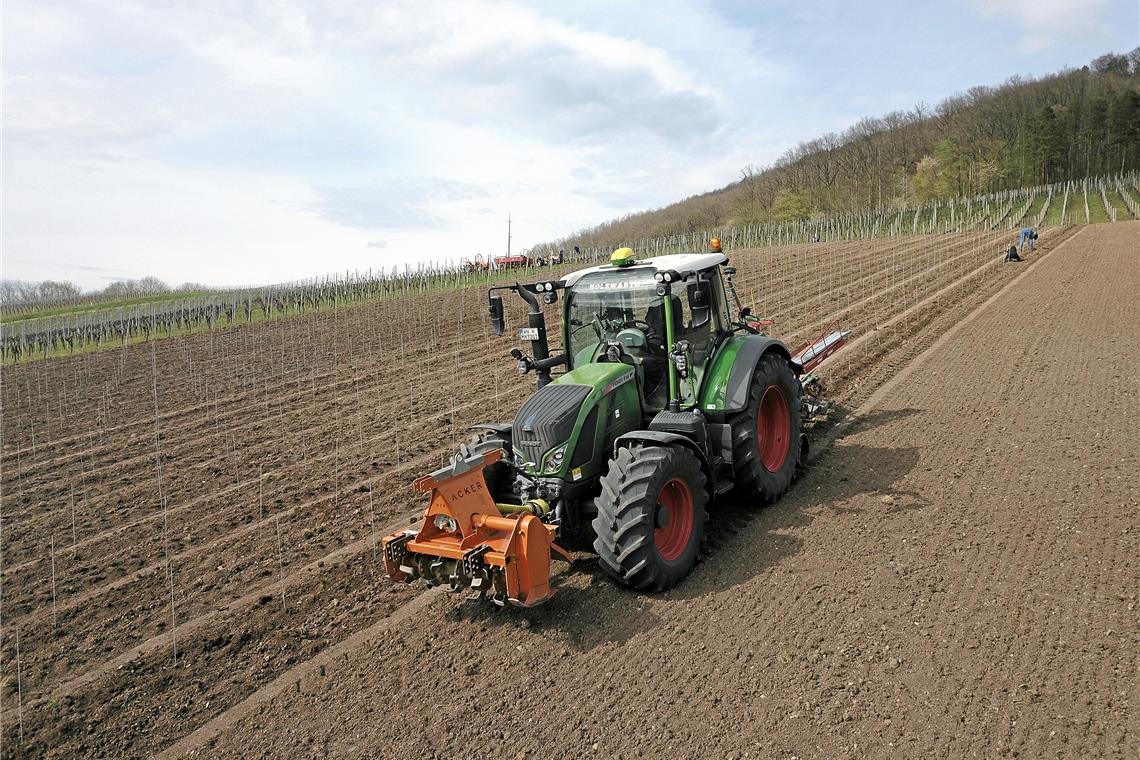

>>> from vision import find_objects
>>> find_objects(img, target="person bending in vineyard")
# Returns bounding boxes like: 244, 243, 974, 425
1005, 244, 1022, 262
1019, 226, 1038, 252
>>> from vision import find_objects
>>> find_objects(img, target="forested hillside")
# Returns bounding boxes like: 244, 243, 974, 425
542, 50, 1140, 251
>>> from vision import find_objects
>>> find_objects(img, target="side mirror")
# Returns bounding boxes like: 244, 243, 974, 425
489, 295, 505, 336
687, 281, 711, 328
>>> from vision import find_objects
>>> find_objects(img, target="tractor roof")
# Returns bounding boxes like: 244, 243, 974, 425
562, 252, 727, 288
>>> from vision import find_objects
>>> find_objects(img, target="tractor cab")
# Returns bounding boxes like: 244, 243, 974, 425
561, 250, 732, 413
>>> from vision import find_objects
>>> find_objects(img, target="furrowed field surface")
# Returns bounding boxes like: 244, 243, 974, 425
194, 221, 1138, 760
1, 224, 1132, 758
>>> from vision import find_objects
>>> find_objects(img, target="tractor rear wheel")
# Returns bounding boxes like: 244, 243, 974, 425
593, 446, 708, 591
458, 429, 513, 496
730, 353, 801, 504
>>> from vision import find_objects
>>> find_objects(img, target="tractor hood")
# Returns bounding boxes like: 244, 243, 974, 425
511, 362, 639, 479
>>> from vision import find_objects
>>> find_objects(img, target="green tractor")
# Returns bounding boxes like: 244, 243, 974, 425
383, 246, 848, 604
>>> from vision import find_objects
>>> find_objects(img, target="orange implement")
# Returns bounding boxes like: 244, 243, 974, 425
382, 450, 561, 607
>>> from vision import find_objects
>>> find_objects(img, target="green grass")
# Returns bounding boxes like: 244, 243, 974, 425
6, 176, 1134, 366
1022, 195, 1048, 225
1, 261, 571, 332
1041, 193, 1072, 226
4, 299, 315, 363
0, 290, 218, 325
1087, 191, 1110, 223
920, 205, 938, 230
8, 322, 198, 363
1105, 189, 1135, 220
1, 260, 594, 365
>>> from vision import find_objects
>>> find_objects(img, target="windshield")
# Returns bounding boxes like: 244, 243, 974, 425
565, 268, 663, 367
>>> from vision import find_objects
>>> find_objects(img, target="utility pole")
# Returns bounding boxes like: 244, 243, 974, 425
507, 213, 512, 257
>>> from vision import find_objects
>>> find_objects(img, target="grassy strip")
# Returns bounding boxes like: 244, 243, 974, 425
0, 261, 590, 365
1041, 193, 1070, 225
0, 291, 218, 325
1087, 191, 1110, 223
1023, 195, 1048, 224
1105, 189, 1135, 220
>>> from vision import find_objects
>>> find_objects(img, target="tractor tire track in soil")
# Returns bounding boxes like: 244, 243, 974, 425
0, 231, 1059, 721
187, 222, 1136, 759
0, 232, 972, 467
2, 225, 1131, 758
0, 234, 898, 486
1, 230, 1032, 650
1, 234, 1005, 608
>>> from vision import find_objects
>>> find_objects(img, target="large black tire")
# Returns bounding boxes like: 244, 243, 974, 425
593, 446, 708, 591
458, 429, 513, 496
729, 353, 801, 503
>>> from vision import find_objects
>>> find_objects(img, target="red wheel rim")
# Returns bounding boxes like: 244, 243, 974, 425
756, 385, 791, 473
654, 478, 694, 561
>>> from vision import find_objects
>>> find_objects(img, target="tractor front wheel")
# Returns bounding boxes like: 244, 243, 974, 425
593, 446, 708, 591
730, 353, 801, 504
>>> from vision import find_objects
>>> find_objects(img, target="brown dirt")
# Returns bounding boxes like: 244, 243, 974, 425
194, 223, 1139, 758
2, 225, 1134, 758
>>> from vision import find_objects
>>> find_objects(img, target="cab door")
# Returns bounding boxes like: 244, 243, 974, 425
676, 271, 725, 407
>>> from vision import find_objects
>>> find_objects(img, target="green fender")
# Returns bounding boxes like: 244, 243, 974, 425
699, 334, 795, 414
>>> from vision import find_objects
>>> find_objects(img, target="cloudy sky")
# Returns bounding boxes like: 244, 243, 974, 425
2, 0, 1136, 289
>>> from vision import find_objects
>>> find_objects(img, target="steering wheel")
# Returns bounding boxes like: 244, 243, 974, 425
627, 318, 663, 351
589, 314, 663, 354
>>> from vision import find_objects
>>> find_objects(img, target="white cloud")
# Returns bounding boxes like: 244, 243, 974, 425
4, 0, 767, 289
25, 2, 1076, 288
969, 0, 1114, 52
2, 152, 366, 287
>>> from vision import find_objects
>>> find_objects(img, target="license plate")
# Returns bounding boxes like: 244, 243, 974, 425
518, 327, 540, 341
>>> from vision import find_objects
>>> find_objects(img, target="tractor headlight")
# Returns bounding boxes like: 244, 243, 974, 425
544, 445, 567, 473
432, 515, 459, 533
654, 272, 664, 282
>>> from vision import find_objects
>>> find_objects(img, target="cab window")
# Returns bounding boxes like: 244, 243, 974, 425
710, 271, 732, 329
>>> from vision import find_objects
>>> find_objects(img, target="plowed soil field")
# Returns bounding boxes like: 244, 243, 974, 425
2, 224, 1136, 758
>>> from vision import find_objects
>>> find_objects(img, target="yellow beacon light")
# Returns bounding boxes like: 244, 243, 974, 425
610, 247, 636, 267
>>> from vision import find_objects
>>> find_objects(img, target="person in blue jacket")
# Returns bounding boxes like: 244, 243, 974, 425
1019, 227, 1038, 251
